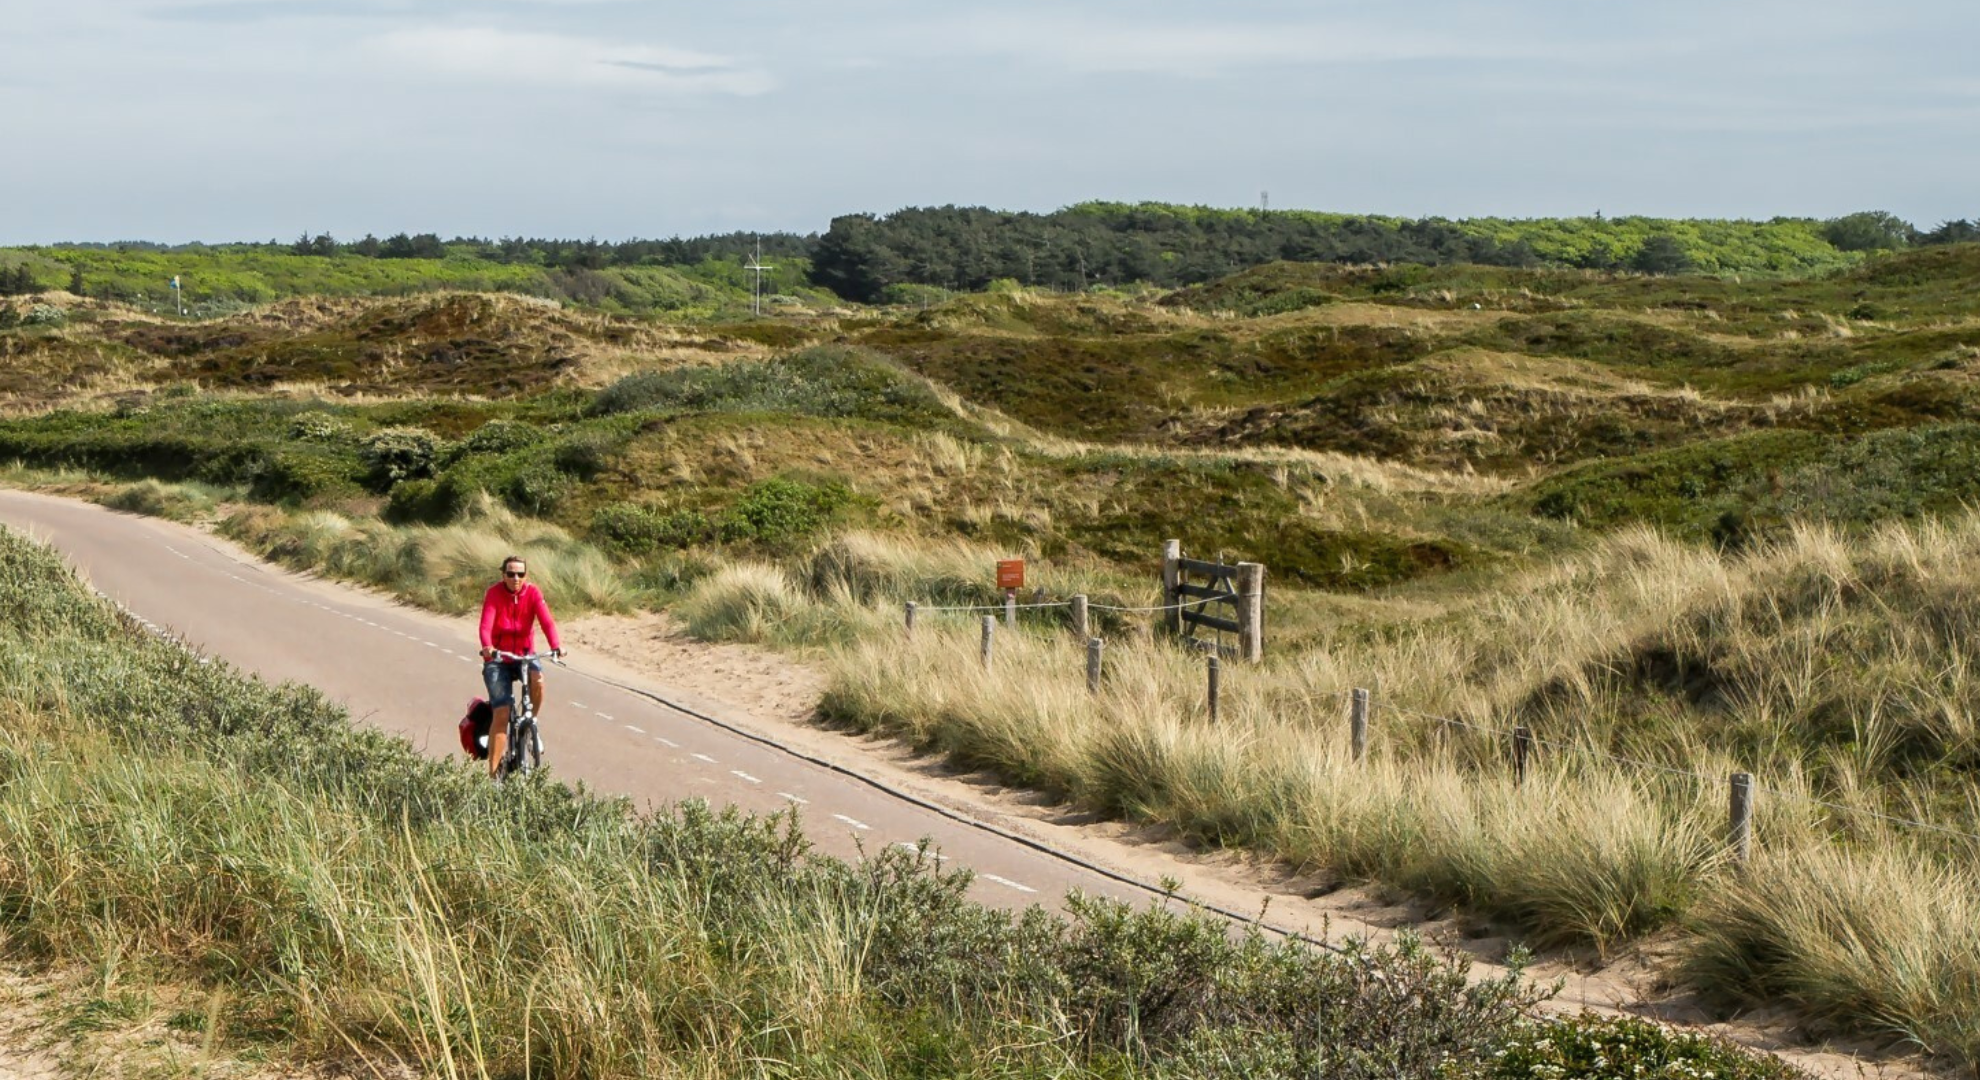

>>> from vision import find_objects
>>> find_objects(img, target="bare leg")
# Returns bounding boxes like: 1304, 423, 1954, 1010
488, 703, 510, 778
528, 669, 544, 717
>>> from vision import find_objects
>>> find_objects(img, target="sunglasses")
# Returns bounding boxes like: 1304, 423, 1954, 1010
504, 570, 527, 579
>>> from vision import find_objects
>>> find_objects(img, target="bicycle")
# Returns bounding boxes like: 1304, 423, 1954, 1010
487, 648, 563, 781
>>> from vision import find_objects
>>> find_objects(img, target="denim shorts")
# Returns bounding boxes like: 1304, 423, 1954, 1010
482, 658, 541, 709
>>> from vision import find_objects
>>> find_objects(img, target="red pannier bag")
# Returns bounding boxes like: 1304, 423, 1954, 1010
459, 697, 494, 759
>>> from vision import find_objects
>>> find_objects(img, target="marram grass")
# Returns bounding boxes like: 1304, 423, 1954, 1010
12, 521, 1807, 1080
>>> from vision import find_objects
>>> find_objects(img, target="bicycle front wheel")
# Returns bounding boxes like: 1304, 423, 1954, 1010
520, 719, 543, 773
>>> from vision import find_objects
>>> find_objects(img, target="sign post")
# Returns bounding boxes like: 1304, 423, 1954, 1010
996, 559, 1025, 629
169, 275, 183, 317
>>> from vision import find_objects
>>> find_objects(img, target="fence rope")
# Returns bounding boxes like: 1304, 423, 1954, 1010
906, 594, 1232, 615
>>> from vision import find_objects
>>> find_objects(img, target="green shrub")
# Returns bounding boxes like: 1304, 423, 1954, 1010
552, 429, 621, 480
720, 476, 851, 544
588, 369, 674, 416
384, 478, 447, 524
459, 418, 543, 456
587, 347, 949, 425
287, 410, 352, 442
360, 426, 443, 486
1493, 1014, 1807, 1080
250, 450, 363, 503
504, 459, 569, 516
24, 304, 65, 326
589, 503, 714, 554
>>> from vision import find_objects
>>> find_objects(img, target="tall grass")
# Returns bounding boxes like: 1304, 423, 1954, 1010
798, 514, 1980, 1067
219, 493, 631, 616
6, 523, 1752, 1080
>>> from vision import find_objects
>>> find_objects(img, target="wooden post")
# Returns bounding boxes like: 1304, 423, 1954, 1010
1086, 637, 1103, 694
1350, 688, 1369, 762
1206, 654, 1222, 722
1729, 772, 1753, 864
1004, 592, 1017, 630
1071, 594, 1090, 640
1162, 539, 1182, 635
1513, 726, 1532, 786
980, 616, 995, 670
904, 601, 917, 641
1236, 561, 1265, 662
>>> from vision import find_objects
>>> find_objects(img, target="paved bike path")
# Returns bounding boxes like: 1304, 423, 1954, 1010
0, 490, 1227, 920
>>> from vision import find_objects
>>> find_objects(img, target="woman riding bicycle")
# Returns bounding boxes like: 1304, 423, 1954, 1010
478, 554, 565, 779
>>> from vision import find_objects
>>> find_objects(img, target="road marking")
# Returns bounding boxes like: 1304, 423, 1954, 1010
777, 792, 807, 805
624, 725, 646, 735
832, 814, 871, 831
691, 753, 717, 764
654, 737, 679, 748
596, 712, 614, 721
730, 770, 760, 784
893, 842, 949, 862
981, 875, 1037, 894
571, 701, 589, 709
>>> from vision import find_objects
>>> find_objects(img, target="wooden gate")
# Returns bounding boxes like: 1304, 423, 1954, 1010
1161, 540, 1264, 661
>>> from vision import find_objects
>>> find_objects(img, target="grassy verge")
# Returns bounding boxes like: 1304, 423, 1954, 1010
0, 523, 1820, 1079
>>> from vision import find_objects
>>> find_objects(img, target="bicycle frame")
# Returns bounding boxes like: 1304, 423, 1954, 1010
488, 649, 559, 779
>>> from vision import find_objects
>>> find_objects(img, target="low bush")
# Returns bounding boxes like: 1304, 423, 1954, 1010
359, 425, 444, 487
721, 475, 852, 545
1494, 1014, 1808, 1080
287, 409, 352, 441
589, 502, 713, 555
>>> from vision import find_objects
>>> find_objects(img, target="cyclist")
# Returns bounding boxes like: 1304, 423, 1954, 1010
478, 554, 565, 779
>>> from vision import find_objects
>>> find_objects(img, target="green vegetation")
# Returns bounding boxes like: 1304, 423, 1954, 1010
7, 235, 1980, 1073
0, 524, 1817, 1079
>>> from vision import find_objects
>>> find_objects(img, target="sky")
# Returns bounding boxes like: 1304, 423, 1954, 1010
1, 0, 1974, 244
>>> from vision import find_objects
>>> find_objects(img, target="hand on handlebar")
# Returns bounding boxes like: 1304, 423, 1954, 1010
484, 647, 567, 663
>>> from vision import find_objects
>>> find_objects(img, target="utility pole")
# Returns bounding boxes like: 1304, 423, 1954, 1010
744, 236, 774, 317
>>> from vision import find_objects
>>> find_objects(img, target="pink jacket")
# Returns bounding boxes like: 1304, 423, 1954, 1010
479, 582, 562, 657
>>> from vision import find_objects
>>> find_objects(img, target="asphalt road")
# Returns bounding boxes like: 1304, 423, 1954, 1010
0, 489, 1183, 916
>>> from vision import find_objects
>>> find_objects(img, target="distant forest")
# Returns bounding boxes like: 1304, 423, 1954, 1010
27, 203, 1980, 305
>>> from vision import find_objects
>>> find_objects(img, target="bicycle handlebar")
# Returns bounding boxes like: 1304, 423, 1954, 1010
487, 648, 565, 664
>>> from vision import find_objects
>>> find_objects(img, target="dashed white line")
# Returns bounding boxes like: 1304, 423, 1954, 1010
981, 875, 1037, 894
777, 792, 808, 805
624, 725, 646, 735
893, 842, 949, 862
690, 753, 717, 764
571, 701, 590, 709
595, 712, 615, 721
831, 814, 871, 831
730, 770, 761, 784
654, 737, 679, 748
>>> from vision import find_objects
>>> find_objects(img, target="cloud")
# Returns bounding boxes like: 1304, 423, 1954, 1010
363, 26, 774, 93
923, 11, 1536, 76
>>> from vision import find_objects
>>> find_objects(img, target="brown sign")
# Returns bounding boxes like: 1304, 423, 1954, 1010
996, 559, 1025, 590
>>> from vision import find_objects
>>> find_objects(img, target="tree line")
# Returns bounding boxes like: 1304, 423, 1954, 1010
807, 205, 1559, 302
283, 231, 816, 270
21, 203, 1979, 306
803, 204, 1980, 302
